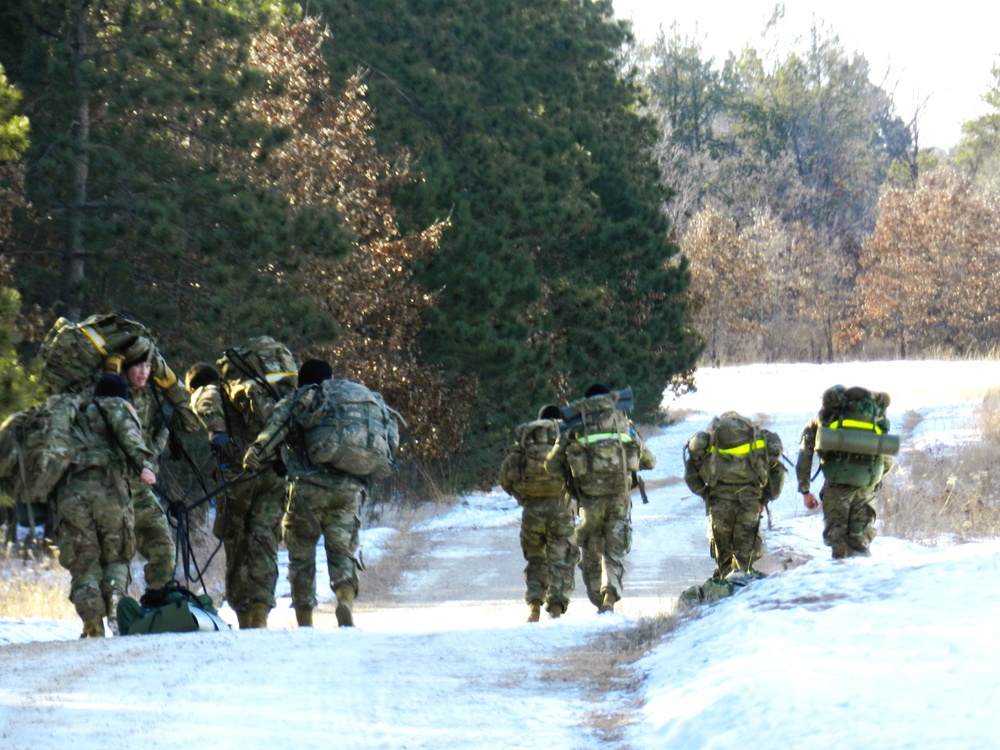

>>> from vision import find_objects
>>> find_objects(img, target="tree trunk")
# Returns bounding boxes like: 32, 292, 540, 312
66, 1, 90, 322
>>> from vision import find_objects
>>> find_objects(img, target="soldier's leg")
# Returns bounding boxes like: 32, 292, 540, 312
821, 485, 853, 559
544, 499, 578, 615
131, 486, 177, 590
599, 495, 631, 605
243, 474, 287, 617
845, 489, 877, 556
731, 494, 765, 574
283, 482, 322, 613
55, 489, 106, 624
318, 489, 362, 595
217, 479, 261, 617
575, 499, 605, 608
708, 497, 739, 578
519, 504, 549, 607
92, 479, 135, 629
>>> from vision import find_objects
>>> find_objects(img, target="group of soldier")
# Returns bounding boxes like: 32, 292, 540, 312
54, 334, 370, 638
502, 383, 896, 619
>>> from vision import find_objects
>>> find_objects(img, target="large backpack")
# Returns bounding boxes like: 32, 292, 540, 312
218, 337, 299, 436
686, 412, 783, 497
0, 393, 86, 511
502, 418, 564, 503
300, 379, 402, 480
117, 582, 231, 635
562, 391, 638, 496
815, 385, 898, 488
38, 313, 148, 394
37, 312, 199, 433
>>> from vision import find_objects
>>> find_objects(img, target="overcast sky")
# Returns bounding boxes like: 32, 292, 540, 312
612, 0, 1000, 151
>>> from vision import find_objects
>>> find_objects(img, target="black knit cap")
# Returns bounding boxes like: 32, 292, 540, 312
95, 374, 129, 400
298, 359, 333, 387
538, 404, 562, 420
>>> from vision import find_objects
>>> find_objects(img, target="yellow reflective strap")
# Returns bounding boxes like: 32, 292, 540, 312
265, 372, 297, 383
830, 419, 882, 435
708, 438, 766, 456
576, 432, 634, 445
79, 325, 108, 355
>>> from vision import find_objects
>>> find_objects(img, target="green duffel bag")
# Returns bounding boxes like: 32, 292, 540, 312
118, 582, 231, 635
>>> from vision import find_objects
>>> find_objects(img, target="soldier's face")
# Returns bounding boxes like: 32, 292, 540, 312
127, 361, 152, 389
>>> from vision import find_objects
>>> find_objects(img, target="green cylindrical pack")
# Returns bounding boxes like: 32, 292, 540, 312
815, 425, 900, 456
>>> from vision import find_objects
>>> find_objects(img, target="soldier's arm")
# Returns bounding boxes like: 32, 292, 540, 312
111, 401, 156, 474
249, 390, 300, 461
190, 383, 228, 434
543, 433, 569, 477
795, 418, 819, 494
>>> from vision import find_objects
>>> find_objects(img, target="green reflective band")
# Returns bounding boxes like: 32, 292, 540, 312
830, 419, 882, 435
576, 432, 634, 445
708, 438, 766, 456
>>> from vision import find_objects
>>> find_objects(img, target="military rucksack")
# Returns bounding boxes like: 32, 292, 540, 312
815, 385, 899, 487
300, 379, 402, 480
218, 337, 299, 436
0, 393, 86, 510
686, 412, 783, 497
502, 418, 564, 503
562, 391, 639, 496
37, 312, 199, 433
117, 582, 231, 635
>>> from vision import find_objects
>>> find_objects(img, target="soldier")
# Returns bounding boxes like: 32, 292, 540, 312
683, 412, 785, 579
112, 338, 180, 594
499, 404, 578, 622
545, 384, 656, 615
54, 374, 155, 637
244, 359, 386, 628
184, 339, 296, 629
796, 385, 897, 559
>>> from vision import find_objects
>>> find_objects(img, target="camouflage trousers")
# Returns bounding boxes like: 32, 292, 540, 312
821, 482, 878, 559
575, 492, 631, 608
707, 488, 765, 578
214, 467, 286, 613
283, 475, 362, 610
520, 496, 578, 612
55, 466, 135, 621
130, 483, 176, 590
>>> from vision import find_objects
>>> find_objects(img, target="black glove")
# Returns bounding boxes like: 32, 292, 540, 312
209, 432, 230, 454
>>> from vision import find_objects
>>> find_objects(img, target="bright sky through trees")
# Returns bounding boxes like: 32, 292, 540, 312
613, 0, 1000, 151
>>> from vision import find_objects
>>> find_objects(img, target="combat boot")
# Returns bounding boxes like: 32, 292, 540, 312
548, 603, 564, 619
235, 609, 251, 629
81, 617, 106, 638
526, 601, 542, 623
295, 606, 313, 627
105, 590, 122, 636
247, 603, 271, 629
334, 585, 355, 627
597, 591, 616, 614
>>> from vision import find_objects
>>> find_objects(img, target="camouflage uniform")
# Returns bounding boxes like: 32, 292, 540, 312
128, 384, 177, 589
683, 421, 785, 578
246, 383, 365, 623
545, 404, 655, 612
499, 446, 577, 616
55, 397, 153, 625
190, 380, 288, 618
796, 416, 895, 559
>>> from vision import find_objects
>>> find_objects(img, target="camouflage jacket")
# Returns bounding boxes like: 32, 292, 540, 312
129, 385, 171, 469
248, 385, 360, 487
795, 416, 895, 493
75, 396, 154, 474
190, 378, 288, 465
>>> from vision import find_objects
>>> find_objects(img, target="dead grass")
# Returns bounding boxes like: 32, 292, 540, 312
0, 541, 76, 619
540, 611, 689, 746
879, 387, 1000, 542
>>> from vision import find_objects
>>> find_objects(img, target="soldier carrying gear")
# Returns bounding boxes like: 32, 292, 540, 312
185, 336, 299, 630
244, 358, 399, 629
545, 383, 656, 615
54, 374, 156, 638
683, 411, 785, 579
499, 403, 579, 623
796, 385, 899, 559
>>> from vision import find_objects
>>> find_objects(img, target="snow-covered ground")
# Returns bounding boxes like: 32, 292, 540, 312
1, 360, 999, 749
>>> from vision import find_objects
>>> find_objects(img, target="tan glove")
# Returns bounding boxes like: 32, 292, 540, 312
243, 444, 263, 472
104, 352, 126, 375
